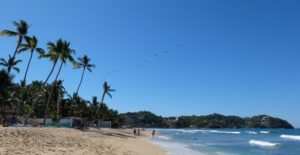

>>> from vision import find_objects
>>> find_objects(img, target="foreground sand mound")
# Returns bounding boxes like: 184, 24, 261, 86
0, 127, 113, 155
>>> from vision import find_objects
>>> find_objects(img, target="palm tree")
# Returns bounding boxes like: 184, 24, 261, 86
90, 96, 99, 123
44, 39, 76, 124
18, 36, 44, 84
75, 55, 95, 94
51, 39, 77, 81
0, 20, 29, 74
52, 80, 66, 121
94, 81, 115, 126
101, 81, 115, 104
41, 40, 61, 84
0, 55, 22, 73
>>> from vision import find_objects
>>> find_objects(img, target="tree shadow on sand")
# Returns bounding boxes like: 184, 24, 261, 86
90, 129, 136, 139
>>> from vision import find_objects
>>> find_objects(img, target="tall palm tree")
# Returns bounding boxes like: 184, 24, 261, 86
44, 39, 76, 124
18, 36, 44, 84
0, 55, 22, 73
41, 40, 62, 84
0, 20, 29, 74
52, 39, 77, 81
101, 81, 115, 104
94, 81, 115, 126
75, 55, 95, 94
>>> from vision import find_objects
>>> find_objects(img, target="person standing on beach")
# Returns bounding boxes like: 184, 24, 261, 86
137, 129, 140, 136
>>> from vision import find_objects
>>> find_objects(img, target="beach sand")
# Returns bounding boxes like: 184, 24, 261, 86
0, 127, 165, 155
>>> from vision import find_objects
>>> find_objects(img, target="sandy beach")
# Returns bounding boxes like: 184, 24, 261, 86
0, 127, 165, 155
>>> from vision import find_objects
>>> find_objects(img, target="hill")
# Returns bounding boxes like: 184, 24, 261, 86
120, 111, 294, 129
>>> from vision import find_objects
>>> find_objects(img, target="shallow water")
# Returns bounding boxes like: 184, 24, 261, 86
150, 128, 300, 155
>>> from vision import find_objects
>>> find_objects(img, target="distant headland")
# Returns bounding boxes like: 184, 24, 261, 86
120, 111, 294, 129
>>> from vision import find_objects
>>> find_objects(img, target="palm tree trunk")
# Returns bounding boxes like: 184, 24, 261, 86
101, 92, 105, 104
12, 35, 22, 58
54, 61, 63, 81
43, 61, 63, 125
18, 50, 34, 117
8, 36, 22, 74
93, 92, 105, 128
76, 67, 86, 94
23, 50, 34, 85
44, 60, 58, 85
57, 92, 61, 121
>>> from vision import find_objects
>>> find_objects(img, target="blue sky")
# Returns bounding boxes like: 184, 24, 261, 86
1, 0, 300, 127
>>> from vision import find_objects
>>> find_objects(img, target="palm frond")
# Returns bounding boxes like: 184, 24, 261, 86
13, 59, 22, 65
13, 67, 20, 73
107, 92, 112, 99
0, 58, 7, 64
18, 44, 30, 53
12, 21, 20, 27
0, 30, 18, 36
24, 36, 32, 44
36, 48, 45, 55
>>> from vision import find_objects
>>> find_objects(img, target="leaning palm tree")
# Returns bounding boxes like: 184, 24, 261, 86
0, 55, 22, 73
0, 20, 29, 74
18, 36, 44, 84
75, 55, 95, 94
101, 81, 115, 104
43, 39, 76, 124
41, 40, 62, 84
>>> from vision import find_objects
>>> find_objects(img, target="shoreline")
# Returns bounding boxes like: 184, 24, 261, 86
0, 127, 166, 155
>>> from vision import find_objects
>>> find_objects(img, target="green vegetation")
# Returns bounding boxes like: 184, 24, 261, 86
0, 20, 122, 127
121, 111, 294, 129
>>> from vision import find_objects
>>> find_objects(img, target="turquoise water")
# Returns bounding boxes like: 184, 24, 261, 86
150, 129, 300, 155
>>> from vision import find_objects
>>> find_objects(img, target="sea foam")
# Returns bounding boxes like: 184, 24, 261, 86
280, 135, 300, 141
157, 135, 171, 140
151, 139, 206, 155
249, 140, 279, 147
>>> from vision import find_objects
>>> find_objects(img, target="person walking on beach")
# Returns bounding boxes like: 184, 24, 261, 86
133, 128, 137, 135
152, 130, 156, 137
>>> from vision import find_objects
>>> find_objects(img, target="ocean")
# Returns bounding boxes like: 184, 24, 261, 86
150, 128, 300, 155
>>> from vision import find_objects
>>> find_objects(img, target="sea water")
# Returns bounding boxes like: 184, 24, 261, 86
150, 128, 300, 155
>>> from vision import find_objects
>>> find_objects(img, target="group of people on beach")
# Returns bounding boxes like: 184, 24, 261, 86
133, 128, 156, 137
133, 128, 142, 136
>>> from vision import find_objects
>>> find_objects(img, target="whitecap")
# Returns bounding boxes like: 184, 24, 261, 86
210, 130, 241, 134
249, 140, 279, 147
280, 135, 300, 141
246, 131, 258, 135
260, 131, 270, 134
176, 129, 207, 134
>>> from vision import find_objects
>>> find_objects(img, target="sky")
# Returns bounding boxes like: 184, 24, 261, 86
0, 0, 300, 127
